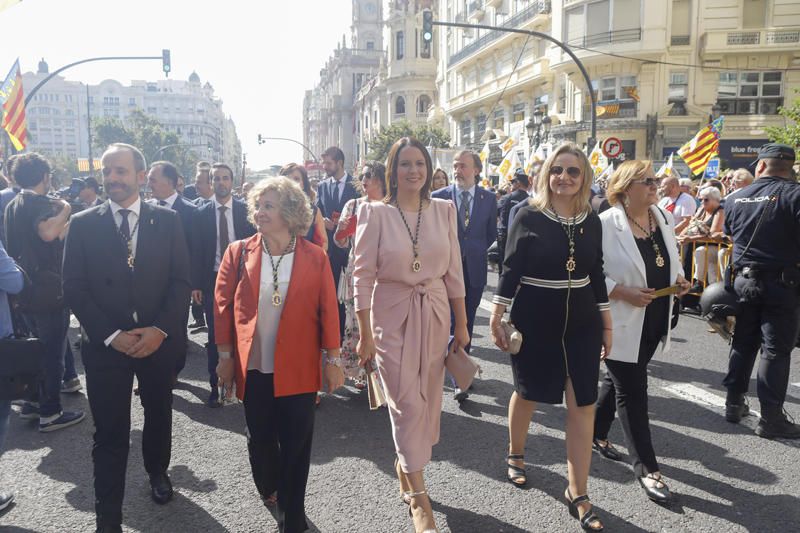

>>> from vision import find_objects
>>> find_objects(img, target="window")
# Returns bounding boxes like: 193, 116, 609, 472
669, 72, 688, 100
366, 41, 375, 50
493, 108, 505, 129
742, 0, 766, 29
476, 113, 487, 139
129, 97, 136, 105
417, 95, 432, 114
395, 96, 405, 115
671, 0, 691, 43
565, 0, 641, 47
460, 119, 471, 145
512, 103, 526, 122
147, 106, 157, 113
717, 71, 783, 115
396, 31, 404, 60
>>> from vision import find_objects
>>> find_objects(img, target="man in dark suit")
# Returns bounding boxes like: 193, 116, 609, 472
497, 169, 530, 274
432, 150, 497, 400
62, 143, 191, 533
192, 162, 255, 406
147, 161, 198, 381
315, 146, 359, 335
182, 161, 212, 203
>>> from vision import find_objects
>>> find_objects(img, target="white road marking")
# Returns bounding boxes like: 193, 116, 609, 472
662, 383, 760, 419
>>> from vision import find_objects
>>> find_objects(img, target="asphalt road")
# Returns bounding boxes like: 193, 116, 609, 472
2, 274, 799, 532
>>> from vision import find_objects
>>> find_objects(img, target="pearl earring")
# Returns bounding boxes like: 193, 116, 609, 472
623, 195, 630, 208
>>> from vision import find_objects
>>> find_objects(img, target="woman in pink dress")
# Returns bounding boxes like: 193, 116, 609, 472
354, 137, 469, 533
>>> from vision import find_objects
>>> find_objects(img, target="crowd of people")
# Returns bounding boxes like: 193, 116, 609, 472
0, 136, 797, 533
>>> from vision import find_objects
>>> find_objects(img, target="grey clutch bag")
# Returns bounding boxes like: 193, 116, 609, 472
501, 318, 523, 355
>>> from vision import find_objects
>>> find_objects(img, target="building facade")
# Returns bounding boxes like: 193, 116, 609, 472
304, 0, 386, 170
23, 60, 242, 171
437, 0, 800, 170
353, 0, 439, 165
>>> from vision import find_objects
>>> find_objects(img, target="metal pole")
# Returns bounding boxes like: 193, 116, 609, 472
24, 55, 164, 106
86, 84, 94, 177
434, 20, 597, 150
258, 135, 319, 163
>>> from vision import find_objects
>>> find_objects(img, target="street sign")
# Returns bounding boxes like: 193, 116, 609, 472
602, 137, 623, 158
704, 157, 720, 179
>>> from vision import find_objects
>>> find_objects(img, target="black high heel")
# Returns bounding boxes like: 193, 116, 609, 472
565, 488, 604, 532
506, 454, 527, 487
638, 473, 671, 503
592, 439, 623, 462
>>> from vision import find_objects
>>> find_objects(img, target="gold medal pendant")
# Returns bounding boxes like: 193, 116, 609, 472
272, 292, 282, 307
412, 259, 421, 273
566, 257, 576, 272
127, 255, 134, 269
655, 255, 665, 268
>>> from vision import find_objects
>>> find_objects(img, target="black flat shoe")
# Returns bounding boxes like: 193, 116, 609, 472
149, 472, 173, 505
506, 454, 526, 487
564, 488, 604, 532
638, 474, 671, 503
592, 439, 623, 462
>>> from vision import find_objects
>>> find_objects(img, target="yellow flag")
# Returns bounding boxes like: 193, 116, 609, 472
479, 141, 490, 166
501, 135, 517, 155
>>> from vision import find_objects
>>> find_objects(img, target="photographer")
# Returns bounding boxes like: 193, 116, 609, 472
4, 152, 85, 432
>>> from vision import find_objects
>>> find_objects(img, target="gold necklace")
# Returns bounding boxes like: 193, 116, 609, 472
396, 198, 424, 273
261, 236, 296, 306
551, 206, 577, 272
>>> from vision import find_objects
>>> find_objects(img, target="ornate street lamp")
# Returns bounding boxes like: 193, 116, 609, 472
527, 107, 550, 150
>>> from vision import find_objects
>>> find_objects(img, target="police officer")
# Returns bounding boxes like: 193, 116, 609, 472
722, 143, 800, 439
496, 169, 530, 274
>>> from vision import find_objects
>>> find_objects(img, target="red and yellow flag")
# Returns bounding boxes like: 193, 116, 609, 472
678, 117, 724, 176
0, 59, 28, 151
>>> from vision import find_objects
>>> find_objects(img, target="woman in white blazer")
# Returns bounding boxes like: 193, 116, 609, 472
593, 160, 690, 504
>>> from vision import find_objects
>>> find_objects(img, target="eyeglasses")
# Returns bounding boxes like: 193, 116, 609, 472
360, 172, 372, 180
632, 177, 662, 187
549, 166, 581, 178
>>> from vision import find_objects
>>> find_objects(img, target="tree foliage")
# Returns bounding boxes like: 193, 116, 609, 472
92, 109, 202, 179
765, 88, 800, 148
42, 152, 80, 189
366, 121, 450, 162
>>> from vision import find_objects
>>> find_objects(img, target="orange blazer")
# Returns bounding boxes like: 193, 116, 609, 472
214, 234, 340, 399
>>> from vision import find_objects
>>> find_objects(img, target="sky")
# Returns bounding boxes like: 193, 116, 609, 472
0, 0, 354, 170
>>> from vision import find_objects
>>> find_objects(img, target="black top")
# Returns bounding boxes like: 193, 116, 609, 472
635, 227, 670, 343
4, 190, 63, 274
724, 176, 800, 269
498, 189, 529, 233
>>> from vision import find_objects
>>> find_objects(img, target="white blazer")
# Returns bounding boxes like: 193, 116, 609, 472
600, 204, 684, 363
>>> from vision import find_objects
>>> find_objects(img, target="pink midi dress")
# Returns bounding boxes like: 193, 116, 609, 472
353, 199, 465, 473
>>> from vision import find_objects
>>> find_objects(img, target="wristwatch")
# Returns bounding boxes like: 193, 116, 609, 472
324, 356, 343, 367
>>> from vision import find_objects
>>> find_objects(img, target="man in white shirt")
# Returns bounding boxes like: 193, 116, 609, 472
658, 176, 696, 233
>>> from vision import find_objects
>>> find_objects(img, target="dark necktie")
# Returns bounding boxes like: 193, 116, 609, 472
460, 190, 471, 227
333, 179, 342, 207
118, 209, 131, 241
218, 205, 230, 257
158, 200, 167, 207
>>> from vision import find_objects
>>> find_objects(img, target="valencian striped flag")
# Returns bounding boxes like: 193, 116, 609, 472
678, 117, 724, 176
0, 59, 28, 151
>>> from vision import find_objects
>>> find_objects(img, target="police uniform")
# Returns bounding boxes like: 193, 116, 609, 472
722, 143, 800, 439
496, 170, 530, 274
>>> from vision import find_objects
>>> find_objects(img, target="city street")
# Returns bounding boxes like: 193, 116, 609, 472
1, 272, 799, 532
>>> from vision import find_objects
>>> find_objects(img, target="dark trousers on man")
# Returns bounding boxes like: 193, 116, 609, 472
723, 276, 800, 408
449, 263, 483, 354
24, 307, 69, 417
83, 343, 175, 528
594, 336, 661, 477
203, 281, 220, 389
244, 371, 316, 533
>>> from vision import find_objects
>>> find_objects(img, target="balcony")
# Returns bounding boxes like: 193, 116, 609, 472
585, 100, 639, 120
449, 1, 552, 66
670, 35, 690, 46
468, 0, 485, 22
701, 28, 800, 56
485, 0, 502, 7
567, 28, 642, 49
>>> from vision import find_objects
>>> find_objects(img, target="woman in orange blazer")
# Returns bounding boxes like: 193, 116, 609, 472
215, 176, 344, 533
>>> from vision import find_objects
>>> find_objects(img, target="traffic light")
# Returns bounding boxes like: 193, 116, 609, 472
257, 133, 264, 145
422, 9, 433, 43
162, 49, 171, 77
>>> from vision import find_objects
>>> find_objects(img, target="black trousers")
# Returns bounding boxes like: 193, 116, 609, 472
82, 342, 175, 528
594, 336, 661, 477
244, 370, 316, 533
723, 276, 800, 408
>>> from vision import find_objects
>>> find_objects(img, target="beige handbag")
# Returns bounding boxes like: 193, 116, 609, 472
501, 318, 523, 355
366, 364, 386, 410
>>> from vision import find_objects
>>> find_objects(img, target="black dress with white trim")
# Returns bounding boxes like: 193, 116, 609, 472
494, 205, 609, 406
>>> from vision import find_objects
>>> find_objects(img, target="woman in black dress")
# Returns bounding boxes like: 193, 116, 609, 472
490, 143, 612, 532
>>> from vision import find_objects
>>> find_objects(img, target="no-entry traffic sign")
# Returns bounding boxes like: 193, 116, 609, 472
602, 137, 623, 158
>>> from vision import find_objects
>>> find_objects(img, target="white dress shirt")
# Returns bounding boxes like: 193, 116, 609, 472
151, 192, 179, 209
213, 196, 236, 272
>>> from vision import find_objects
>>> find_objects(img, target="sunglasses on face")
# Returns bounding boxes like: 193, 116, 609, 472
632, 177, 662, 187
549, 166, 581, 178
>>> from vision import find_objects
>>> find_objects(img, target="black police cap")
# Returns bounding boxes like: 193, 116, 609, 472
757, 143, 795, 162
512, 168, 529, 188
